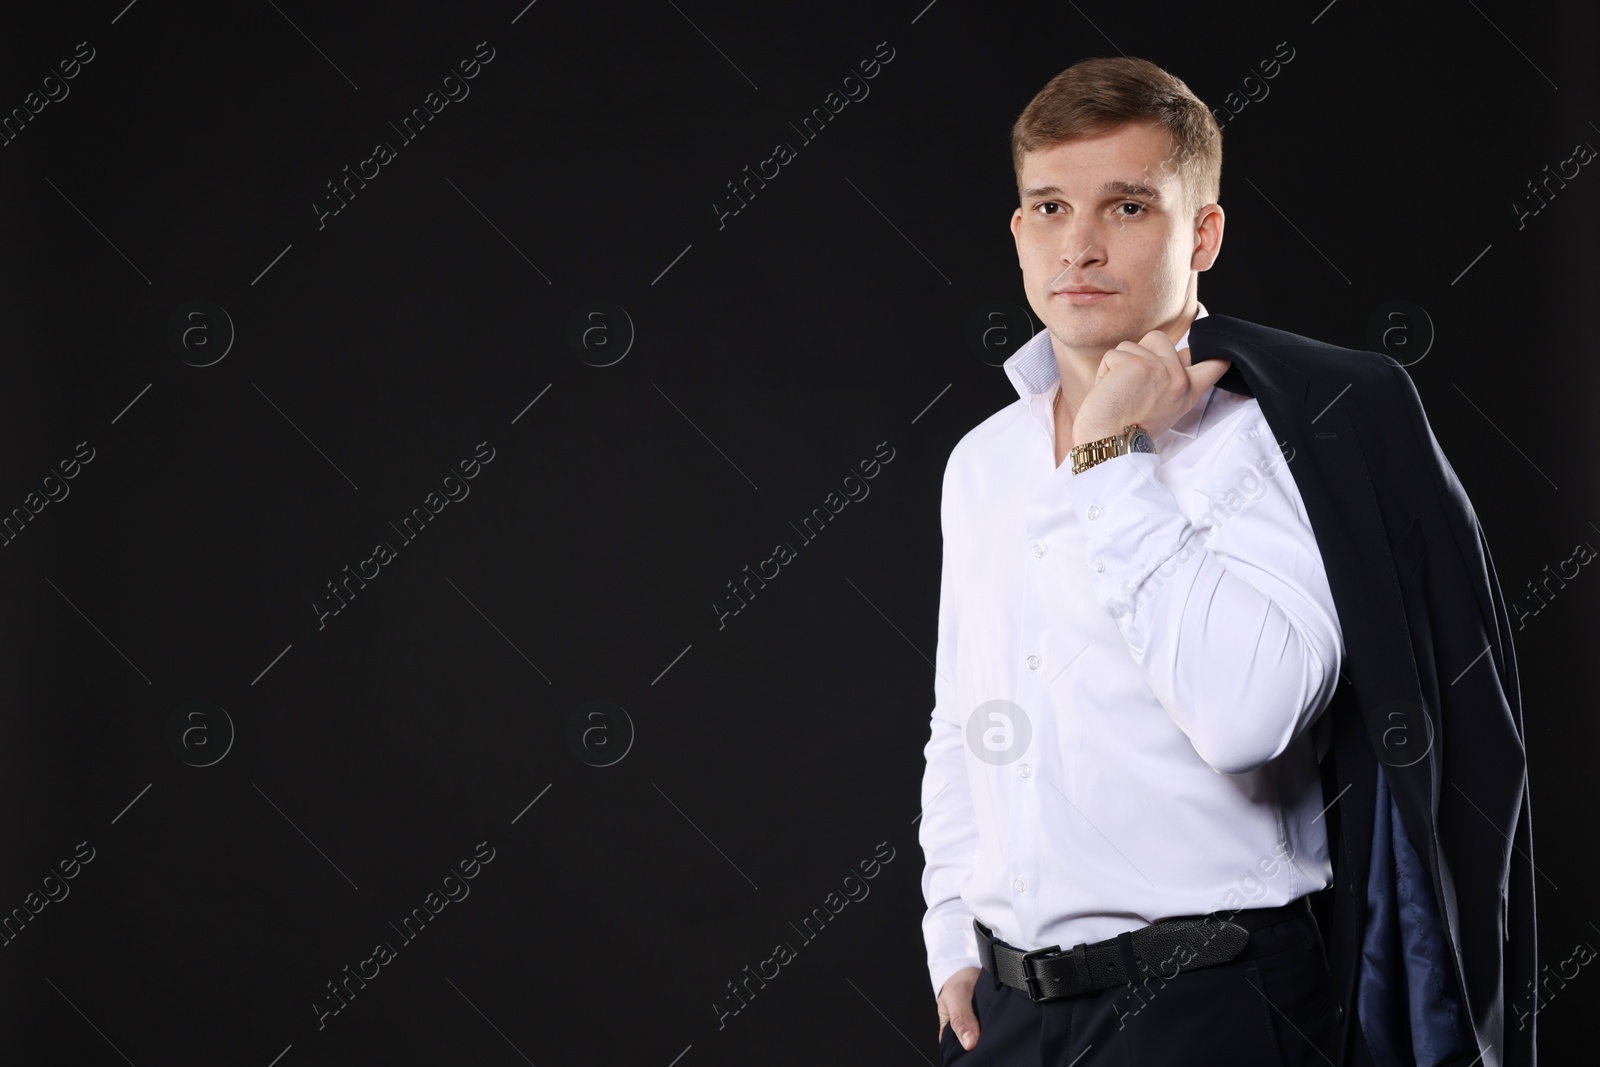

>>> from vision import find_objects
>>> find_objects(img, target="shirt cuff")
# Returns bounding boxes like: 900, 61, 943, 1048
924, 907, 982, 998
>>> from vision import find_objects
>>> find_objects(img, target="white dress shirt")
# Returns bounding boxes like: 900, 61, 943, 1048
918, 304, 1345, 999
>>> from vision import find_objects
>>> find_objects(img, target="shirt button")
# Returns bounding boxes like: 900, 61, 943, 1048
1019, 763, 1031, 777
1094, 561, 1105, 573
1026, 655, 1040, 670
1013, 878, 1026, 892
1086, 505, 1102, 520
1031, 543, 1045, 557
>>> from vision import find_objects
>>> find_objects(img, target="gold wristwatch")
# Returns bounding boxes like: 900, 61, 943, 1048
1070, 424, 1155, 474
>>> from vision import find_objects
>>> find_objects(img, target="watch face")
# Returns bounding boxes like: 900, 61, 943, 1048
1128, 429, 1154, 454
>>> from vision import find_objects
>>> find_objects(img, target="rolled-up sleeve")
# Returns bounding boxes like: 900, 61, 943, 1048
1069, 419, 1344, 775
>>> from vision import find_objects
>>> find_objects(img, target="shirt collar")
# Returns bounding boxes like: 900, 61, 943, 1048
1004, 302, 1213, 441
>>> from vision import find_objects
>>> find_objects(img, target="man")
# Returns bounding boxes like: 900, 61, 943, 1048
919, 57, 1534, 1066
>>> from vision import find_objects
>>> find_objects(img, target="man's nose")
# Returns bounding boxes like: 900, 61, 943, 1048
1058, 218, 1105, 270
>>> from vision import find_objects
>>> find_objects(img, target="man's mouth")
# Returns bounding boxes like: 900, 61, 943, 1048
1053, 287, 1115, 303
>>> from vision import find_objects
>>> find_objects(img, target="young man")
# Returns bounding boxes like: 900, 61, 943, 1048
919, 57, 1534, 1066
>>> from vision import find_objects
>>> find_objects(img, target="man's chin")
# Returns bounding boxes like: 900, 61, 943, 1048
1047, 315, 1132, 355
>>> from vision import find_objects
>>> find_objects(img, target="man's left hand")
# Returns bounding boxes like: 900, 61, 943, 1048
1072, 330, 1231, 447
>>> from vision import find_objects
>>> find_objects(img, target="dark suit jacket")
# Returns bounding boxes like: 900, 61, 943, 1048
1187, 313, 1537, 1067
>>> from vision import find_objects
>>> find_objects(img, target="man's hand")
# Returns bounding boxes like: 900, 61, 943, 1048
936, 966, 981, 1051
1071, 329, 1231, 447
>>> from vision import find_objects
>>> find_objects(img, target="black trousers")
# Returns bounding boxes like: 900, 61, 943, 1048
940, 908, 1338, 1066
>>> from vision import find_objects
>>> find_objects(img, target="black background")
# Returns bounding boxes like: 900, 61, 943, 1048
1, 0, 1593, 1063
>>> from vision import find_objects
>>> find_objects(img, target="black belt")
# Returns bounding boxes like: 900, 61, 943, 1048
975, 896, 1310, 1003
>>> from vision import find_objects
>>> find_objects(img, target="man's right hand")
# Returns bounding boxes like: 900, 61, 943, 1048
936, 966, 982, 1051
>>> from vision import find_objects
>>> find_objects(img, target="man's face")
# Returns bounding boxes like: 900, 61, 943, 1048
1009, 121, 1217, 357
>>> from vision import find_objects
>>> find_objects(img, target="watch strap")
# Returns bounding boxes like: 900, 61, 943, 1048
1070, 424, 1144, 475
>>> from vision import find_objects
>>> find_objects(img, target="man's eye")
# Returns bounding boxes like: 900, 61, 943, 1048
1035, 202, 1060, 216
1117, 202, 1146, 217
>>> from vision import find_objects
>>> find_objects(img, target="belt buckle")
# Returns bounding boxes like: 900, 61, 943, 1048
1018, 945, 1064, 1002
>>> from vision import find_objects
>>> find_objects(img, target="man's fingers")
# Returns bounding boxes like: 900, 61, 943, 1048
936, 967, 982, 1051
1113, 336, 1180, 379
1139, 328, 1176, 353
955, 1011, 979, 1050
947, 1011, 972, 1049
1079, 332, 1225, 442
1184, 350, 1231, 393
1138, 329, 1183, 369
942, 1002, 979, 1048
1096, 347, 1120, 381
942, 1008, 979, 1050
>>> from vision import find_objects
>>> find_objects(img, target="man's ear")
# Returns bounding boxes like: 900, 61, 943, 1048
1191, 203, 1224, 272
1010, 206, 1023, 244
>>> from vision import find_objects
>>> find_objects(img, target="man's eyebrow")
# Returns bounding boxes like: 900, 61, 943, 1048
1100, 179, 1162, 200
1019, 180, 1163, 201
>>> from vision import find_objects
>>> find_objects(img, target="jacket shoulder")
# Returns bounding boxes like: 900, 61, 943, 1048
1202, 314, 1400, 385
1209, 315, 1388, 364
